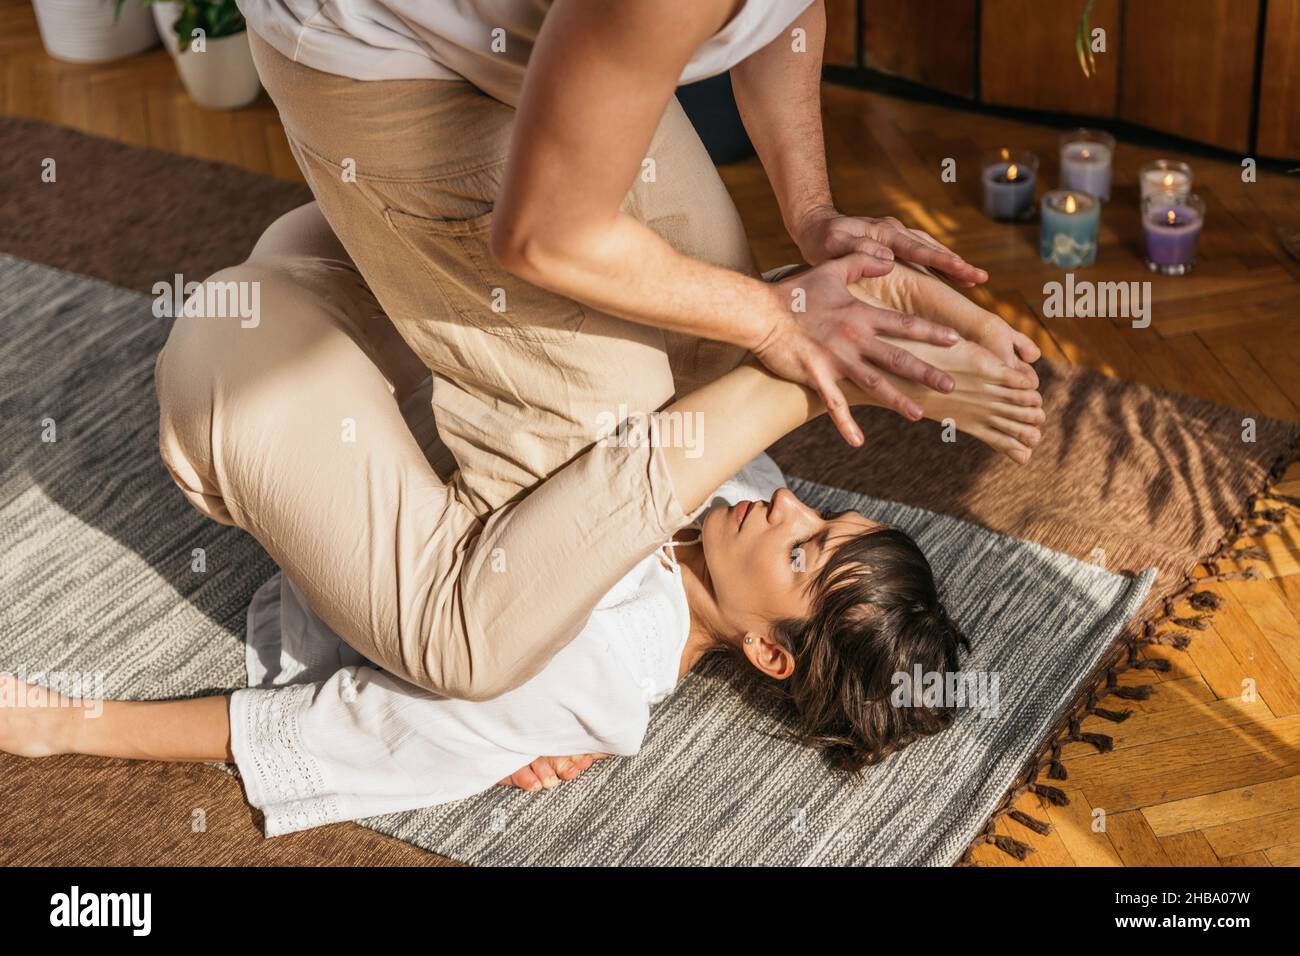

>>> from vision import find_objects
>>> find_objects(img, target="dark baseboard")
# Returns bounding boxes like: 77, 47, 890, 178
822, 64, 1300, 173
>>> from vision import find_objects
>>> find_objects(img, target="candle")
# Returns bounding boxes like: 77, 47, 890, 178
1059, 129, 1115, 202
981, 148, 1038, 221
1139, 159, 1193, 201
1143, 193, 1204, 275
1040, 190, 1100, 267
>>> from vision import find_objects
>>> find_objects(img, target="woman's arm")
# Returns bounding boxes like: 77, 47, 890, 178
72, 695, 233, 761
0, 673, 599, 798
657, 357, 825, 510
0, 674, 233, 763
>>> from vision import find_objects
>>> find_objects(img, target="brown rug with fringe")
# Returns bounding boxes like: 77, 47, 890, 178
2, 115, 1298, 865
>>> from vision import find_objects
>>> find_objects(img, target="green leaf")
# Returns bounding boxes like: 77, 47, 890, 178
1075, 0, 1097, 78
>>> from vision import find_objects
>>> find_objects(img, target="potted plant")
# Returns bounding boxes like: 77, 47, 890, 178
130, 0, 261, 110
32, 0, 159, 63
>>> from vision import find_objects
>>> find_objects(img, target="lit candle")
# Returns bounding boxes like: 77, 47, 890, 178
1040, 190, 1099, 267
981, 148, 1038, 220
1143, 193, 1204, 275
1059, 129, 1115, 202
1139, 159, 1192, 202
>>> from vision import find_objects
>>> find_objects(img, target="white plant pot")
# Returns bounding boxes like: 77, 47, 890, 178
32, 0, 160, 63
151, 1, 182, 56
152, 4, 261, 111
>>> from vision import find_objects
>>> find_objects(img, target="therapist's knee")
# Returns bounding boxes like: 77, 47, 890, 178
154, 263, 286, 520
419, 622, 554, 703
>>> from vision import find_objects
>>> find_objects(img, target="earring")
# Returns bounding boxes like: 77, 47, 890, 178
744, 637, 753, 645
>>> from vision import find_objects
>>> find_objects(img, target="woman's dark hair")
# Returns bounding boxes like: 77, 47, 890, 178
721, 525, 970, 772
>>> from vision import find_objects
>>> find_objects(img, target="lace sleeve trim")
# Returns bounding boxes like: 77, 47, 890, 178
230, 684, 344, 836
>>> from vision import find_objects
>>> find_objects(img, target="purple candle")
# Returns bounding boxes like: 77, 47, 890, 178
1143, 194, 1205, 276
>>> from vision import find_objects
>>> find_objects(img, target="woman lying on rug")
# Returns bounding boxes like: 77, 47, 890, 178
1, 272, 1044, 834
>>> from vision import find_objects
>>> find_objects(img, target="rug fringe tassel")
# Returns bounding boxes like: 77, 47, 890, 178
989, 833, 1034, 860
1090, 706, 1131, 723
1029, 782, 1069, 805
1187, 591, 1225, 611
1144, 630, 1192, 649
960, 437, 1299, 865
1008, 809, 1054, 835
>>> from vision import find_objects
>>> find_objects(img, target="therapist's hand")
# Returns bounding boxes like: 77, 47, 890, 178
498, 753, 610, 792
755, 253, 961, 445
793, 204, 989, 287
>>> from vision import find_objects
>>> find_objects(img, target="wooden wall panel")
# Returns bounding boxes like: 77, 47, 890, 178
980, 0, 1120, 117
1119, 0, 1261, 153
1257, 0, 1300, 158
862, 0, 977, 98
824, 0, 857, 67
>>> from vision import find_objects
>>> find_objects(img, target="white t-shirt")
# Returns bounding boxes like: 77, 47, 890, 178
237, 0, 816, 105
229, 453, 787, 836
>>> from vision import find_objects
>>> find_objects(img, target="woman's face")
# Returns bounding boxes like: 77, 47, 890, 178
700, 488, 882, 634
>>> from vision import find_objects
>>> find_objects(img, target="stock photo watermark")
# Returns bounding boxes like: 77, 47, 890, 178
152, 274, 261, 328
1042, 273, 1152, 329
891, 665, 1001, 718
1, 667, 104, 718
594, 406, 704, 458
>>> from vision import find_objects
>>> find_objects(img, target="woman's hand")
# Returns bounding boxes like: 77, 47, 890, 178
497, 753, 610, 792
793, 204, 989, 287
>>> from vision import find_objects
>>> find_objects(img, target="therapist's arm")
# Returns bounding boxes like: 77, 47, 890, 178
729, 0, 987, 285
490, 0, 960, 442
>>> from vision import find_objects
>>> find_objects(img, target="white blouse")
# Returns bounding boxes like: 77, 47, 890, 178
237, 0, 817, 105
229, 454, 786, 836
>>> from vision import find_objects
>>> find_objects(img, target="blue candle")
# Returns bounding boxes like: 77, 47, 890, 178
1040, 190, 1099, 267
981, 148, 1038, 220
1143, 194, 1204, 275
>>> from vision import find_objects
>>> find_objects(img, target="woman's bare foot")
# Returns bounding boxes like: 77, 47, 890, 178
0, 673, 79, 758
850, 264, 1043, 382
861, 335, 1046, 464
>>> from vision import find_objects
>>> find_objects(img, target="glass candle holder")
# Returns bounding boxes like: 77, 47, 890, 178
980, 148, 1039, 221
1143, 193, 1205, 275
1040, 190, 1100, 267
1139, 159, 1192, 202
1059, 129, 1115, 202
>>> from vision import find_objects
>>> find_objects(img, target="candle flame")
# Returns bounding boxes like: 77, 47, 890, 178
1064, 194, 1077, 214
1162, 173, 1174, 187
1006, 163, 1019, 181
1167, 209, 1177, 225
1000, 147, 1010, 160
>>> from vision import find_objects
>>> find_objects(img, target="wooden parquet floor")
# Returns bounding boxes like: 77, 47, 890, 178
3, 0, 1297, 866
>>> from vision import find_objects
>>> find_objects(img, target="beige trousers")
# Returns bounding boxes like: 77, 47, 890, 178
248, 29, 756, 516
155, 33, 755, 700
